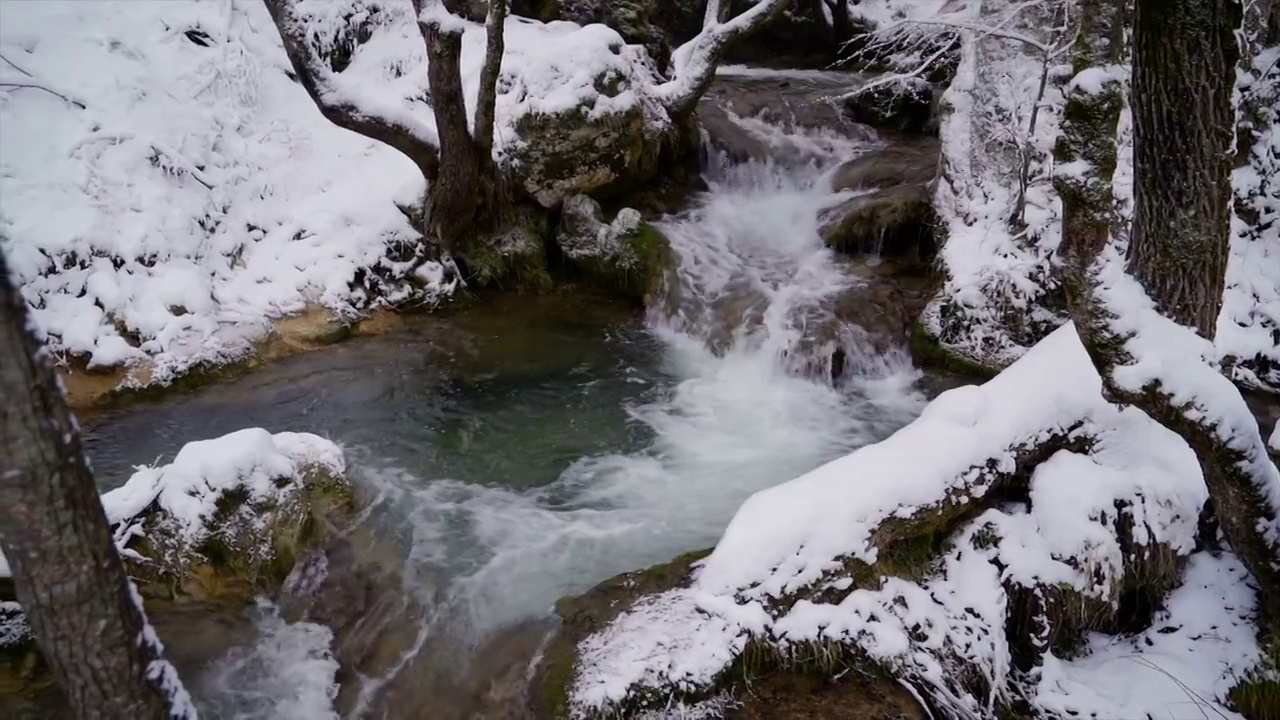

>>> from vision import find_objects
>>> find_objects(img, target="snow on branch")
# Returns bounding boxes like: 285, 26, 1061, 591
262, 0, 441, 179
656, 0, 793, 116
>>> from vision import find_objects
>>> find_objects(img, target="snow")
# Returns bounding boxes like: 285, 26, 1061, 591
1219, 45, 1280, 390
1092, 245, 1280, 551
0, 1, 667, 389
1034, 551, 1260, 720
568, 324, 1227, 716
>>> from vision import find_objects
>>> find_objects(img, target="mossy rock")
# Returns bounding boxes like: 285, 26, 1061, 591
819, 184, 939, 264
554, 194, 677, 306
908, 323, 1001, 379
125, 462, 357, 606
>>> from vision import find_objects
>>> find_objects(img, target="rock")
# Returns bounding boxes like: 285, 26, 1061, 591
555, 194, 675, 304
842, 81, 937, 135
699, 73, 877, 168
0, 430, 355, 715
516, 0, 673, 69
831, 138, 940, 191
529, 547, 926, 718
819, 184, 938, 262
790, 264, 917, 385
110, 429, 356, 604
511, 99, 690, 209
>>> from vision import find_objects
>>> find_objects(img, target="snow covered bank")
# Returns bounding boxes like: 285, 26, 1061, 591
0, 0, 679, 392
551, 324, 1264, 717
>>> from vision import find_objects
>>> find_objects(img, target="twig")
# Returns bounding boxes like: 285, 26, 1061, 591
0, 81, 87, 109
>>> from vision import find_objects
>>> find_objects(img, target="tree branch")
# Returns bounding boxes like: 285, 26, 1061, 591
473, 0, 507, 161
656, 0, 793, 117
262, 0, 440, 180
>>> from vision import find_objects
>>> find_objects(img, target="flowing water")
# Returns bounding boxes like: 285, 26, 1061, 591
81, 79, 934, 718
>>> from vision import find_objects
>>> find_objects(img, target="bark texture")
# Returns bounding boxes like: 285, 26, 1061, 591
415, 1, 491, 253
1053, 0, 1125, 334
0, 253, 180, 719
1128, 0, 1241, 338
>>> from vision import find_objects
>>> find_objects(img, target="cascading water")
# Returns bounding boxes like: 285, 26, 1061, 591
325, 102, 925, 715
98, 73, 932, 719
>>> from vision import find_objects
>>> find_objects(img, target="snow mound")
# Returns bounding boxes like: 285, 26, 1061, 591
565, 325, 1254, 717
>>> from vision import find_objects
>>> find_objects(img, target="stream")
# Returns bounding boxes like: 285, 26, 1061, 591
80, 72, 937, 718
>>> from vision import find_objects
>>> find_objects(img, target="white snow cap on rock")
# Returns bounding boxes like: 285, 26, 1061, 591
0, 429, 344, 579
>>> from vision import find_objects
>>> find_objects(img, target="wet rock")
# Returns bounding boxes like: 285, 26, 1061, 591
820, 184, 938, 262
831, 138, 940, 191
555, 194, 676, 304
699, 73, 877, 167
842, 81, 938, 136
530, 549, 711, 716
790, 263, 917, 385
820, 139, 941, 263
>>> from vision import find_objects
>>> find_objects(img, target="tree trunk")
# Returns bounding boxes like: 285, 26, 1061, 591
420, 18, 486, 254
1060, 0, 1280, 623
1054, 0, 1126, 342
1128, 0, 1241, 338
0, 255, 188, 719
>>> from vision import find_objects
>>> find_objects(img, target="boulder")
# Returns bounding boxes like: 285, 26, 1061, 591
820, 139, 941, 263
819, 184, 938, 262
109, 429, 356, 603
511, 98, 690, 209
555, 194, 675, 304
0, 429, 355, 714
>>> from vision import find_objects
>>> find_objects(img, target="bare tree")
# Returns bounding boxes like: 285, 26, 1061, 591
0, 252, 195, 718
263, 0, 792, 259
1058, 0, 1280, 622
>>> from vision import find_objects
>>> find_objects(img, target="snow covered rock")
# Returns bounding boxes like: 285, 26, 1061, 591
533, 324, 1261, 718
555, 194, 674, 303
103, 428, 353, 602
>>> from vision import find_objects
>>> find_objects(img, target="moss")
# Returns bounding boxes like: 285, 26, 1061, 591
909, 323, 1000, 379
1231, 631, 1280, 720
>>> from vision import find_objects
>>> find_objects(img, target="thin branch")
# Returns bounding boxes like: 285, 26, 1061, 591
261, 0, 440, 180
473, 0, 507, 161
0, 81, 87, 109
0, 50, 34, 77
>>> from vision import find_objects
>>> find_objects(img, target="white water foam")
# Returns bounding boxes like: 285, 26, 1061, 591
194, 600, 340, 720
